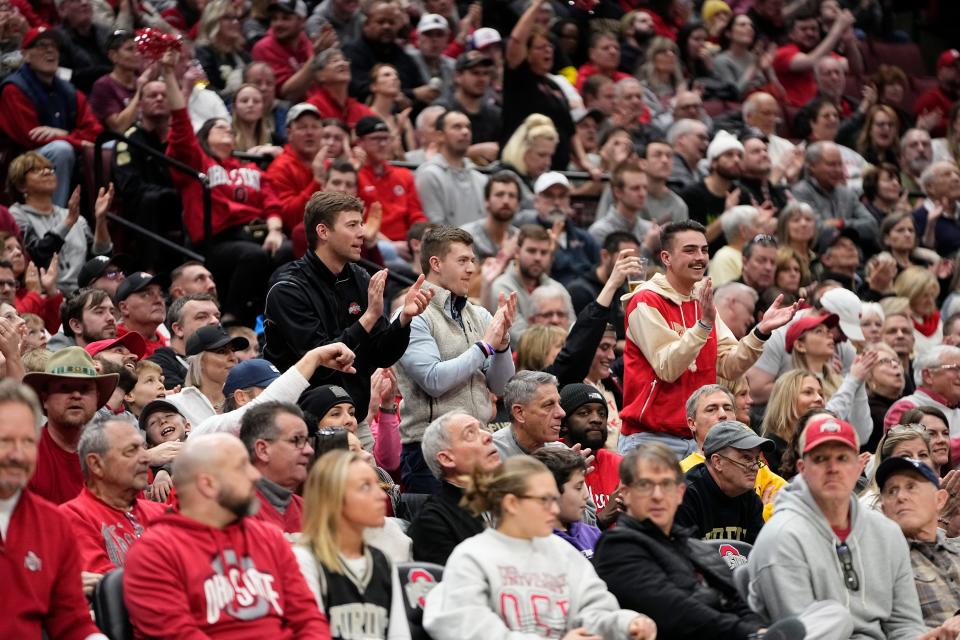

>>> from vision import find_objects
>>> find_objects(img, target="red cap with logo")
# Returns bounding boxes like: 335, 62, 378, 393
84, 331, 147, 360
784, 313, 839, 354
938, 49, 960, 70
22, 26, 62, 50
801, 416, 859, 454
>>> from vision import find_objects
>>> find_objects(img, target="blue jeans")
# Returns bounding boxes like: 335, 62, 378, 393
37, 140, 75, 207
618, 431, 698, 461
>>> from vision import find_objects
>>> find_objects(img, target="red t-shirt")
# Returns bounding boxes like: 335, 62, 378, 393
27, 427, 84, 505
59, 486, 167, 574
587, 448, 623, 511
116, 323, 168, 358
913, 87, 957, 138
773, 43, 817, 107
357, 162, 426, 241
251, 30, 313, 90
574, 63, 631, 93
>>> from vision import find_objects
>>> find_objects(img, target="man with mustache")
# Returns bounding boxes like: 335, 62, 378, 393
48, 287, 117, 352
0, 379, 106, 640
124, 433, 330, 638
620, 220, 800, 459
59, 417, 166, 594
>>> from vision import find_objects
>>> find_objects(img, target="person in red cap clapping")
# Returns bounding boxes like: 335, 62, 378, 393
914, 49, 960, 138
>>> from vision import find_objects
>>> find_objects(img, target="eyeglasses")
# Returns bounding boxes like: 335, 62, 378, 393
0, 279, 17, 289
536, 310, 568, 319
515, 493, 560, 507
268, 434, 310, 449
29, 167, 55, 176
629, 478, 679, 496
876, 357, 902, 368
715, 453, 765, 471
836, 543, 860, 591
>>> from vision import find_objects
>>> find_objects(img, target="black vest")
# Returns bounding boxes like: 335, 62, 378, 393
1, 65, 78, 130
317, 546, 393, 640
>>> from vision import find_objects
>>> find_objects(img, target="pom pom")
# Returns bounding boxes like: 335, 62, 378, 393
135, 28, 183, 62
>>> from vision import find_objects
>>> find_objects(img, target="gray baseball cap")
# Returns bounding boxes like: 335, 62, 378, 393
703, 421, 774, 458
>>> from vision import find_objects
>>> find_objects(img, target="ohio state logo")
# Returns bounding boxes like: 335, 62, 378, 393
403, 568, 438, 609
348, 302, 361, 315
718, 544, 747, 570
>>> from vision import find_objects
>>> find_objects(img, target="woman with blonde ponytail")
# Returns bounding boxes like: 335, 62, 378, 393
293, 450, 411, 639
499, 114, 560, 208
422, 455, 657, 640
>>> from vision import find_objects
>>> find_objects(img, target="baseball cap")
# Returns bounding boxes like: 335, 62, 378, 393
703, 420, 774, 458
22, 26, 61, 50
938, 49, 960, 70
105, 29, 135, 51
285, 102, 322, 128
534, 171, 570, 195
138, 399, 183, 431
559, 383, 606, 417
470, 27, 502, 50
77, 254, 131, 289
876, 456, 941, 491
417, 13, 449, 34
800, 416, 859, 454
84, 331, 147, 360
355, 116, 390, 138
819, 287, 865, 342
224, 358, 281, 395
816, 226, 860, 255
455, 50, 494, 72
571, 107, 606, 124
784, 312, 839, 353
116, 272, 163, 303
268, 0, 307, 18
185, 325, 249, 357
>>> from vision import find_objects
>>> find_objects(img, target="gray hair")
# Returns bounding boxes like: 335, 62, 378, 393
714, 281, 758, 308
804, 140, 833, 168
0, 380, 42, 434
667, 118, 706, 146
742, 92, 775, 121
813, 55, 844, 83
530, 284, 571, 315
900, 128, 931, 154
915, 345, 960, 389
720, 205, 759, 242
685, 384, 734, 421
312, 47, 343, 71
78, 415, 140, 478
421, 411, 468, 479
415, 105, 447, 133
920, 161, 956, 193
613, 77, 642, 99
504, 370, 559, 416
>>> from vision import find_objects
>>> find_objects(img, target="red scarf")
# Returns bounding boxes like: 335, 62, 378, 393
914, 311, 941, 337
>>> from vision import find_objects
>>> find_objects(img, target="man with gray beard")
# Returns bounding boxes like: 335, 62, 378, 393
900, 128, 933, 203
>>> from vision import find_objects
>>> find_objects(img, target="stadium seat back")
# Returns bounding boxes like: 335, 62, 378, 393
702, 538, 753, 570
92, 569, 134, 640
397, 561, 444, 640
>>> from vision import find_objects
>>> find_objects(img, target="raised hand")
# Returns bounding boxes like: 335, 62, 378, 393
399, 274, 435, 325
364, 269, 388, 324
40, 253, 59, 294
698, 276, 716, 326
757, 293, 803, 334
94, 183, 115, 221
66, 186, 82, 227
608, 248, 643, 289
23, 261, 40, 293
364, 202, 383, 246
849, 350, 879, 382
314, 342, 357, 373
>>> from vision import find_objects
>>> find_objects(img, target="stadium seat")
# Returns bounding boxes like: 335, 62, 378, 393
869, 41, 928, 78
701, 538, 753, 570
92, 569, 133, 640
397, 561, 444, 640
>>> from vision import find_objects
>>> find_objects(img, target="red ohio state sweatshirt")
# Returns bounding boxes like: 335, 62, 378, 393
123, 512, 330, 639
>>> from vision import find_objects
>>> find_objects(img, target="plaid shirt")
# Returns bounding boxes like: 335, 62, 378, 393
909, 529, 960, 626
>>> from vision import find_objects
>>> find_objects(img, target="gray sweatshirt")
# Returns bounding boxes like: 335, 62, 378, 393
748, 474, 927, 640
422, 528, 640, 640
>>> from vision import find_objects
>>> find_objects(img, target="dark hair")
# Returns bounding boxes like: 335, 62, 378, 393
484, 170, 521, 199
588, 30, 618, 49
304, 191, 365, 249
861, 162, 900, 202
196, 117, 231, 159
165, 292, 218, 332
581, 74, 613, 102
106, 29, 135, 52
718, 12, 755, 50
638, 136, 671, 158
676, 21, 710, 78
407, 220, 436, 245
420, 225, 474, 274
435, 109, 465, 132
321, 117, 350, 134
0, 259, 13, 273
660, 220, 706, 252
517, 224, 551, 247
239, 401, 305, 459
312, 427, 350, 459
787, 7, 819, 31
611, 159, 645, 191
61, 288, 111, 338
900, 405, 950, 428
599, 125, 631, 149
532, 447, 586, 493
619, 442, 683, 484
602, 230, 640, 254
739, 127, 769, 146
325, 158, 357, 181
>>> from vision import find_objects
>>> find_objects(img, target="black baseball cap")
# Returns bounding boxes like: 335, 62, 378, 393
355, 116, 389, 138
116, 271, 164, 302
817, 227, 861, 255
875, 456, 941, 491
185, 325, 250, 357
455, 50, 494, 72
138, 399, 182, 431
78, 254, 131, 289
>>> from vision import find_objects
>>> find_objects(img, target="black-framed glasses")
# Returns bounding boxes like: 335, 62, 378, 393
715, 453, 765, 471
267, 434, 310, 449
836, 543, 860, 591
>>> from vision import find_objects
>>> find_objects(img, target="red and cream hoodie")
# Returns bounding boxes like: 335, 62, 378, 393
123, 511, 330, 640
621, 273, 764, 438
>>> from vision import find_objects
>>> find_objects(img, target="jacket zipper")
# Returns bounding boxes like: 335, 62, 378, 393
638, 380, 658, 421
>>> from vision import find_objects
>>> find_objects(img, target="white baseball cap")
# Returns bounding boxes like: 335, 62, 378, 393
534, 171, 570, 195
417, 13, 449, 34
820, 287, 864, 342
471, 27, 502, 50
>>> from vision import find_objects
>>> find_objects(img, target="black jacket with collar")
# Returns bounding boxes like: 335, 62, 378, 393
675, 462, 765, 544
408, 482, 485, 566
593, 514, 764, 640
263, 251, 411, 421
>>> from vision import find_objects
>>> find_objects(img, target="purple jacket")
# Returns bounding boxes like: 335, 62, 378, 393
555, 521, 602, 558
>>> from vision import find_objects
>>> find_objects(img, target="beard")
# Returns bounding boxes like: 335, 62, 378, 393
217, 488, 260, 520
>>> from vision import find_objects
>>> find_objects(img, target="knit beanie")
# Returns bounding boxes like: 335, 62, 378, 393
702, 0, 732, 24
560, 383, 606, 417
707, 130, 745, 162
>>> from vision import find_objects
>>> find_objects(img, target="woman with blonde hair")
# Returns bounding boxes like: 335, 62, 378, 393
422, 455, 656, 640
293, 449, 411, 639
855, 104, 900, 167
761, 369, 825, 473
500, 113, 559, 206
894, 266, 942, 352
515, 324, 567, 372
195, 0, 250, 98
231, 84, 282, 154
773, 246, 810, 298
865, 342, 905, 452
860, 425, 932, 510
637, 36, 684, 106
899, 406, 952, 476
775, 201, 817, 269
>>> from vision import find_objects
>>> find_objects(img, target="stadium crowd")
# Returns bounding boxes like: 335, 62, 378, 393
4, 0, 960, 637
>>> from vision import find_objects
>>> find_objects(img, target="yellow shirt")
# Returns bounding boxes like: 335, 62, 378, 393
680, 452, 787, 521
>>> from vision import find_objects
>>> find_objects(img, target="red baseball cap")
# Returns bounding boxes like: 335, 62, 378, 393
22, 26, 62, 50
801, 416, 859, 454
784, 313, 839, 354
938, 49, 960, 70
84, 331, 147, 360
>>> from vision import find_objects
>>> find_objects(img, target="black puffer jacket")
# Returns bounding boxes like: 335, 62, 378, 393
593, 514, 764, 640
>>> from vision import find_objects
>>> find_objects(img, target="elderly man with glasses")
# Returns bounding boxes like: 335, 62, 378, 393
886, 345, 960, 446
675, 421, 771, 543
748, 416, 929, 639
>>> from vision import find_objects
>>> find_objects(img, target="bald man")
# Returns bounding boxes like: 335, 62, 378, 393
122, 434, 330, 638
742, 92, 796, 170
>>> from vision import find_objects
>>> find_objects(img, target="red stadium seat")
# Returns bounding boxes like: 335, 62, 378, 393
869, 41, 929, 78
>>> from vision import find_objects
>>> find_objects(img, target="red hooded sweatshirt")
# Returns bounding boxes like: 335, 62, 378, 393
123, 512, 330, 639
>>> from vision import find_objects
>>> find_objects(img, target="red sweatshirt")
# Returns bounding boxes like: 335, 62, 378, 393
251, 30, 312, 90
16, 289, 63, 335
166, 108, 283, 245
574, 63, 630, 93
251, 488, 303, 534
586, 448, 622, 511
0, 489, 102, 640
0, 83, 102, 151
59, 486, 167, 574
305, 85, 375, 129
264, 145, 323, 233
123, 512, 330, 639
358, 162, 426, 241
27, 426, 84, 505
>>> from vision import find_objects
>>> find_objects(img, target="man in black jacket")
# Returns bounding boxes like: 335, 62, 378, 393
263, 191, 433, 424
408, 411, 500, 564
593, 442, 765, 640
675, 421, 769, 544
